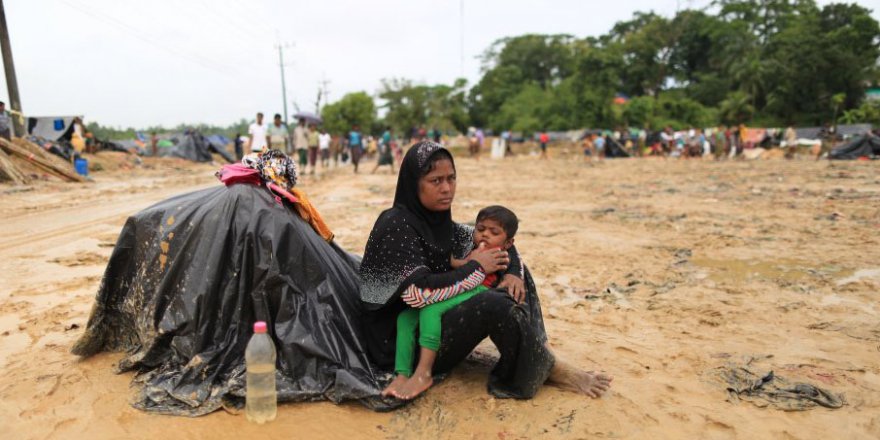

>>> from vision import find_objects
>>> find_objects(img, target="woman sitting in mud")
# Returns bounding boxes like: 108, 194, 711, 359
359, 141, 612, 400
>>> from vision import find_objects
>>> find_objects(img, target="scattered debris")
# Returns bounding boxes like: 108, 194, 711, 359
715, 366, 845, 411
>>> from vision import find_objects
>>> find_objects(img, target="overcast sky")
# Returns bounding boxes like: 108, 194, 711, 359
1, 0, 876, 128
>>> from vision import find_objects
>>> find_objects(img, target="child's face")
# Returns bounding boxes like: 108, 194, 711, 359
474, 218, 512, 250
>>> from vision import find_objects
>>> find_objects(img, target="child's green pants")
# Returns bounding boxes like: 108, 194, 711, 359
394, 285, 488, 377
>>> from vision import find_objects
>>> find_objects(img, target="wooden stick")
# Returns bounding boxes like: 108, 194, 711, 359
0, 137, 86, 182
0, 147, 28, 184
13, 137, 76, 171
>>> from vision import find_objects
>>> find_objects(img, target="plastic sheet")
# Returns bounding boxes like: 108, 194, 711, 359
164, 132, 235, 163
24, 135, 80, 162
72, 183, 399, 415
830, 134, 880, 160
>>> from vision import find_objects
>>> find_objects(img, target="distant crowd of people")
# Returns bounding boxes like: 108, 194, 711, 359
568, 124, 843, 162
236, 112, 411, 175
231, 112, 852, 177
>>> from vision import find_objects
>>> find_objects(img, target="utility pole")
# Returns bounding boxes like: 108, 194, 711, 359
459, 0, 464, 79
0, 0, 24, 136
275, 40, 294, 125
319, 75, 330, 112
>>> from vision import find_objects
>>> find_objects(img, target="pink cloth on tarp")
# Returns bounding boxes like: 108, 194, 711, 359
216, 164, 262, 186
216, 164, 300, 203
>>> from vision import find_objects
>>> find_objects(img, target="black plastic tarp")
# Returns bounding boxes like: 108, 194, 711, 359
837, 124, 872, 137
103, 140, 141, 154
795, 127, 823, 140
164, 132, 235, 163
26, 135, 80, 162
829, 134, 880, 160
72, 183, 396, 415
605, 136, 631, 158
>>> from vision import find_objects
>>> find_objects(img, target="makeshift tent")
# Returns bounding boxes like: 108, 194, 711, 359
25, 135, 80, 162
163, 131, 235, 163
605, 135, 631, 158
0, 137, 86, 183
106, 139, 143, 153
837, 124, 872, 137
71, 182, 398, 415
206, 134, 231, 150
829, 134, 880, 160
27, 116, 81, 141
789, 125, 871, 144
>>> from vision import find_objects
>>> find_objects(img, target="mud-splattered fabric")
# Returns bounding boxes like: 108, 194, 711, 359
715, 366, 845, 411
71, 184, 399, 416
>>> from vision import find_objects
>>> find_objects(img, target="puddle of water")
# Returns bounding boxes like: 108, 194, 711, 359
836, 268, 880, 286
819, 293, 878, 316
691, 257, 838, 284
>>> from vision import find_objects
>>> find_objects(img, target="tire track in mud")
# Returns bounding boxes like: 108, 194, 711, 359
0, 182, 216, 253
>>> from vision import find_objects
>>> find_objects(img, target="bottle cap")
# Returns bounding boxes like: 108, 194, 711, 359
254, 321, 267, 334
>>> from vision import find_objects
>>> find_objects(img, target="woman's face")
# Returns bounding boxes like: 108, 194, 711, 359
418, 159, 456, 212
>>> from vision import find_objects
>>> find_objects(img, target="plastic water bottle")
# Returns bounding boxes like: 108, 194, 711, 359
246, 321, 277, 423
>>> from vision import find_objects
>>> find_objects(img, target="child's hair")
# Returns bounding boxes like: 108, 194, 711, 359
476, 205, 518, 239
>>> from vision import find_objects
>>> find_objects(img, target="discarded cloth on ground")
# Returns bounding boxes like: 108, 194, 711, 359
715, 365, 845, 411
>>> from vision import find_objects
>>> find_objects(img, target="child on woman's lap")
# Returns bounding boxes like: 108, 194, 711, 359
383, 206, 519, 399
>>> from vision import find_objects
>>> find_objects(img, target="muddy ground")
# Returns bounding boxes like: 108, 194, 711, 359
1, 149, 878, 439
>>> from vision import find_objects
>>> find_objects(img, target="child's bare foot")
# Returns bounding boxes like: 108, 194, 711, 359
396, 372, 433, 400
381, 374, 408, 397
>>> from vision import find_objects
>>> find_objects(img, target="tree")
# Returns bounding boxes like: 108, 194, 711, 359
380, 78, 470, 135
719, 90, 755, 124
320, 92, 375, 135
839, 100, 880, 125
492, 83, 551, 133
608, 12, 677, 98
470, 34, 576, 126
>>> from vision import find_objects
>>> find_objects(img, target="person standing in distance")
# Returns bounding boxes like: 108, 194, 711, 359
247, 113, 268, 153
348, 125, 364, 173
267, 114, 289, 152
0, 102, 11, 141
318, 128, 332, 168
292, 118, 309, 169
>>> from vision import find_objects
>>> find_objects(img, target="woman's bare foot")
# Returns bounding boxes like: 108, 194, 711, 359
396, 371, 433, 400
548, 359, 613, 398
381, 374, 408, 397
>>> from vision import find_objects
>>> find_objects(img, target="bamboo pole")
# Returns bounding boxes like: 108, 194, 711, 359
0, 137, 85, 182
0, 146, 28, 184
12, 137, 76, 171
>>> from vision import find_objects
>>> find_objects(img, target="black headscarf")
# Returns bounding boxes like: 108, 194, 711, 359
392, 141, 455, 249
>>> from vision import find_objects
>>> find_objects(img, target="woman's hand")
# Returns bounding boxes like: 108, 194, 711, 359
468, 243, 509, 273
449, 254, 467, 269
497, 274, 525, 303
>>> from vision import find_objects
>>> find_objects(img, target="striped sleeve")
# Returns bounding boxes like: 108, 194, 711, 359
401, 267, 486, 308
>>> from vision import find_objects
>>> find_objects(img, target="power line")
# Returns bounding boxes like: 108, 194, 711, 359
57, 0, 237, 77
319, 74, 331, 110
195, 0, 273, 47
226, 0, 280, 42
